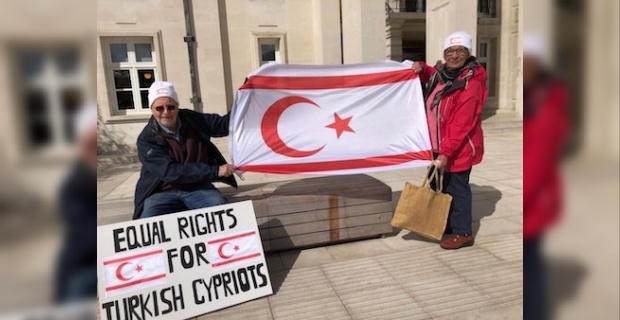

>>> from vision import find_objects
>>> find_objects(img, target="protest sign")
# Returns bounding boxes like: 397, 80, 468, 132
97, 200, 272, 320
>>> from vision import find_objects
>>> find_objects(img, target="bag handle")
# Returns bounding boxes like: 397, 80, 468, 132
437, 167, 445, 193
421, 165, 444, 193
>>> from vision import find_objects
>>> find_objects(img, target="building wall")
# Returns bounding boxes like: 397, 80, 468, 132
0, 0, 94, 202
97, 0, 194, 148
96, 0, 520, 154
223, 0, 316, 91
96, 0, 353, 150
387, 0, 519, 114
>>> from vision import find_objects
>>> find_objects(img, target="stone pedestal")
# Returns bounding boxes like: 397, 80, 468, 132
222, 174, 394, 252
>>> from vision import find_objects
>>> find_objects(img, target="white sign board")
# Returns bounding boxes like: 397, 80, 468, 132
97, 200, 273, 320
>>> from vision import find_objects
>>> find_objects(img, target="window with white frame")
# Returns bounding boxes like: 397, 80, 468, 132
14, 45, 87, 153
258, 38, 281, 66
102, 37, 159, 113
251, 33, 287, 70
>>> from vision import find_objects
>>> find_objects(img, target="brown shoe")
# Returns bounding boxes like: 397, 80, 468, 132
440, 235, 474, 250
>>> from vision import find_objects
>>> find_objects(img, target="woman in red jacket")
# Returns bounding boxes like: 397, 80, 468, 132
412, 31, 488, 249
522, 33, 570, 320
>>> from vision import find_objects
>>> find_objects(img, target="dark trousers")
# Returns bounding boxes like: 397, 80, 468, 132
523, 237, 547, 320
429, 164, 473, 236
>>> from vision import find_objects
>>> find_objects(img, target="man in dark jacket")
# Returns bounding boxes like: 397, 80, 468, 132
133, 81, 237, 220
55, 104, 97, 303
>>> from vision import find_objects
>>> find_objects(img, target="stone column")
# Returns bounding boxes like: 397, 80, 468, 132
193, 0, 230, 114
313, 0, 343, 64
499, 0, 522, 116
425, 0, 478, 65
386, 19, 404, 61
584, 0, 619, 158
341, 0, 385, 63
515, 0, 523, 118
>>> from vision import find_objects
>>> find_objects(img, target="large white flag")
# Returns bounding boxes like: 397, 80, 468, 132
229, 61, 432, 175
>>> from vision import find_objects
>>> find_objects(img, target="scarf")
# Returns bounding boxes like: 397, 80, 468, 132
425, 56, 479, 110
524, 72, 552, 118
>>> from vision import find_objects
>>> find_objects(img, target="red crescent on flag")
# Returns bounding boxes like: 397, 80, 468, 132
261, 96, 326, 157
218, 242, 233, 259
115, 262, 134, 281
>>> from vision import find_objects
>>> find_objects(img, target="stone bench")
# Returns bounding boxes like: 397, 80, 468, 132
220, 174, 394, 252
97, 174, 394, 252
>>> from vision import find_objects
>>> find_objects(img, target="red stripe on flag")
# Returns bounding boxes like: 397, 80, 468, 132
105, 274, 166, 291
212, 253, 262, 267
237, 150, 433, 174
103, 249, 164, 265
207, 231, 257, 245
240, 70, 417, 90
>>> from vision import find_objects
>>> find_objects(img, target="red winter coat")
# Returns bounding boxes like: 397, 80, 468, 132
523, 81, 569, 240
417, 62, 488, 172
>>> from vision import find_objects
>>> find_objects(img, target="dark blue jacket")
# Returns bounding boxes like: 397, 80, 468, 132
55, 160, 97, 302
133, 109, 237, 219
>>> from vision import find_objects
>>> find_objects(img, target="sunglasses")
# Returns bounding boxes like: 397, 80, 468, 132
444, 48, 468, 56
153, 104, 177, 112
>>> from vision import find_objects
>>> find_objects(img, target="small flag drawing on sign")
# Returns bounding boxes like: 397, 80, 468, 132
208, 231, 262, 268
103, 248, 167, 297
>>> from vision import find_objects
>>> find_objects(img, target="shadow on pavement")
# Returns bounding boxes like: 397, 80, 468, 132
401, 231, 440, 243
260, 218, 299, 295
546, 256, 587, 319
481, 110, 498, 121
470, 183, 502, 236
386, 184, 502, 241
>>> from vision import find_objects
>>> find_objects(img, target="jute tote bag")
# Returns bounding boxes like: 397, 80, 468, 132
391, 166, 453, 240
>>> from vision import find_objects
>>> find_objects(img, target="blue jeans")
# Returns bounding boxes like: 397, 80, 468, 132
141, 188, 227, 219
429, 166, 473, 236
524, 237, 547, 320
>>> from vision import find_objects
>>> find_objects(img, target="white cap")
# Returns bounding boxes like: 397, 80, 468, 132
523, 32, 548, 62
74, 102, 97, 141
442, 31, 473, 52
148, 81, 179, 108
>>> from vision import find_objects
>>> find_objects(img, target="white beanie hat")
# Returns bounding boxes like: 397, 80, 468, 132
74, 102, 98, 141
442, 31, 473, 52
148, 81, 179, 108
523, 32, 548, 63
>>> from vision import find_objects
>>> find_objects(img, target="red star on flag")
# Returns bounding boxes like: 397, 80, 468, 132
326, 113, 355, 138
135, 265, 143, 273
234, 245, 240, 251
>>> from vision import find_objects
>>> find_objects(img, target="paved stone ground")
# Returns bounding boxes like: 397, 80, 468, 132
97, 118, 523, 319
